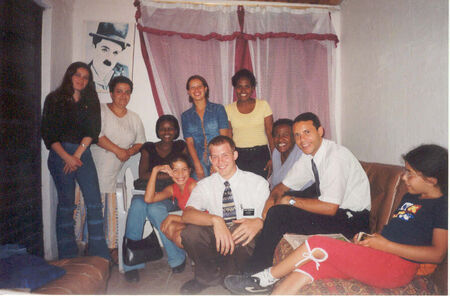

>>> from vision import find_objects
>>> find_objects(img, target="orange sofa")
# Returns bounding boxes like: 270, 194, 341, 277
33, 256, 109, 294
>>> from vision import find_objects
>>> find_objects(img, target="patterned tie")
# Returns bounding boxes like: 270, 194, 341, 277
311, 158, 321, 196
222, 181, 237, 226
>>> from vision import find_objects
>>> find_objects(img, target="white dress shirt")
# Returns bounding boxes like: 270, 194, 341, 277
283, 139, 371, 212
186, 168, 270, 219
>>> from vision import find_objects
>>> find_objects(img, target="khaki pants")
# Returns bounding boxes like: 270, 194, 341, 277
181, 223, 256, 286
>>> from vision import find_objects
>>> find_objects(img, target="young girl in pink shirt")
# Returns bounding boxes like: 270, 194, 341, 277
145, 154, 197, 249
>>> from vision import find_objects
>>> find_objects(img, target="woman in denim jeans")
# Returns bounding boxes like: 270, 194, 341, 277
181, 75, 230, 180
41, 62, 110, 261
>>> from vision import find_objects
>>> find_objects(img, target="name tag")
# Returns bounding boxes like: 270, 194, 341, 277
243, 208, 255, 216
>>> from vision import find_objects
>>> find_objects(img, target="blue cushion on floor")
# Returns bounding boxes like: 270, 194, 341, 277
0, 254, 66, 291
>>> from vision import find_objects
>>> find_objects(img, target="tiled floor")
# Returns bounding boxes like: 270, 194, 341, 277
106, 252, 230, 295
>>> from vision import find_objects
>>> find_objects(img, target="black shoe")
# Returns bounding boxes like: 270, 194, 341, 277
172, 258, 186, 273
180, 279, 207, 294
124, 269, 140, 283
224, 274, 272, 295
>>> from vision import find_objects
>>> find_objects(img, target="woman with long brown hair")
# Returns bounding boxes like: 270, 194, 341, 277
41, 61, 109, 260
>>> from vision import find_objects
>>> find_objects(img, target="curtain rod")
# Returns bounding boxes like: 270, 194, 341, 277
148, 0, 340, 10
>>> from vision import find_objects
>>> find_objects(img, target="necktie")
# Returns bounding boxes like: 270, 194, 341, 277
222, 181, 237, 226
311, 159, 321, 196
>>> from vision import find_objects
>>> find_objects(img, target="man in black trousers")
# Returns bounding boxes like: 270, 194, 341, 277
243, 112, 371, 275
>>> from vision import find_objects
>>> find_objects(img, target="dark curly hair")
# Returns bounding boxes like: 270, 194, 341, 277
232, 68, 257, 88
169, 153, 193, 171
272, 118, 294, 137
109, 76, 133, 93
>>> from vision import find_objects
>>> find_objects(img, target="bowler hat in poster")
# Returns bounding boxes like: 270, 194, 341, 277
89, 22, 131, 49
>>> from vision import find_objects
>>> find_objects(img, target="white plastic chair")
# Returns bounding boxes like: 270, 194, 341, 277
116, 154, 161, 273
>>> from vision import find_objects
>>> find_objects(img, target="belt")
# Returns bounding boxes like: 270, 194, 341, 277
340, 209, 370, 219
236, 145, 268, 152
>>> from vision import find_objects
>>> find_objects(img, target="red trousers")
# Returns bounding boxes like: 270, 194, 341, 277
296, 236, 418, 289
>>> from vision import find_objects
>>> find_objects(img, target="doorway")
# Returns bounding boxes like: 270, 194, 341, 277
0, 0, 44, 256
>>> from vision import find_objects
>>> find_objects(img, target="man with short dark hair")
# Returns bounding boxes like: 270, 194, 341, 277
180, 135, 270, 294
242, 112, 371, 275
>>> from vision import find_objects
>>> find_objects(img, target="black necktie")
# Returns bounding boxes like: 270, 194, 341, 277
222, 181, 236, 226
311, 159, 321, 196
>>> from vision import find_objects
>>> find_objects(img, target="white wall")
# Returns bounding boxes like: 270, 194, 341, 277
331, 10, 342, 144
340, 0, 448, 165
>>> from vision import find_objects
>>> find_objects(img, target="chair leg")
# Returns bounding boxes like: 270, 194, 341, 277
189, 255, 195, 270
164, 270, 173, 292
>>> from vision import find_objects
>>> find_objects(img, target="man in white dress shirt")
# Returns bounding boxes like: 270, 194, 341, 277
243, 112, 371, 273
180, 135, 270, 294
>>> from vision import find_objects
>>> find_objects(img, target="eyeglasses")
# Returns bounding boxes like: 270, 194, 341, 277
402, 168, 421, 179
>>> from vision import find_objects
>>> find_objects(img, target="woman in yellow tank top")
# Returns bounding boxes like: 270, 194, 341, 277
225, 69, 274, 179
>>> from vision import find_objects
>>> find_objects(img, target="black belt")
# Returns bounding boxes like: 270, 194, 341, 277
339, 209, 370, 220
236, 145, 268, 152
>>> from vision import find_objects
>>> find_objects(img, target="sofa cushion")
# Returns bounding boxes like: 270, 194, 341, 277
32, 256, 109, 294
274, 237, 441, 295
293, 276, 440, 295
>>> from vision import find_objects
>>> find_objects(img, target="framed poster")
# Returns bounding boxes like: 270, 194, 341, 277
84, 21, 135, 96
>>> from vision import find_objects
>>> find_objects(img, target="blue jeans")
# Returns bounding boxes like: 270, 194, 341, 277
124, 196, 185, 272
47, 143, 110, 260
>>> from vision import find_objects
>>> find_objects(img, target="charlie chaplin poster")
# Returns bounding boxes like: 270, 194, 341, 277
85, 21, 134, 94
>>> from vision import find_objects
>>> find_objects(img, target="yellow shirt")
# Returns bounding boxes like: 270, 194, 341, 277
225, 99, 272, 148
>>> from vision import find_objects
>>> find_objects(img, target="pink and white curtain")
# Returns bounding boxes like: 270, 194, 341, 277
243, 6, 338, 138
136, 0, 338, 138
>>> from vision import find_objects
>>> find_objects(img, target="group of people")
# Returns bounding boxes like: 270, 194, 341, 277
42, 62, 145, 261
42, 61, 448, 294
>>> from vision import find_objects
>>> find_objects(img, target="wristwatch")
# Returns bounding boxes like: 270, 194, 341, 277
81, 143, 87, 148
289, 198, 296, 206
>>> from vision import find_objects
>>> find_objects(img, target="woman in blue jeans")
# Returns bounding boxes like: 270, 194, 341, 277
181, 75, 230, 180
41, 62, 110, 261
122, 115, 188, 282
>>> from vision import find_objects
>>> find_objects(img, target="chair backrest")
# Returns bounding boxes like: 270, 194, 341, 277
116, 153, 140, 183
117, 154, 141, 210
